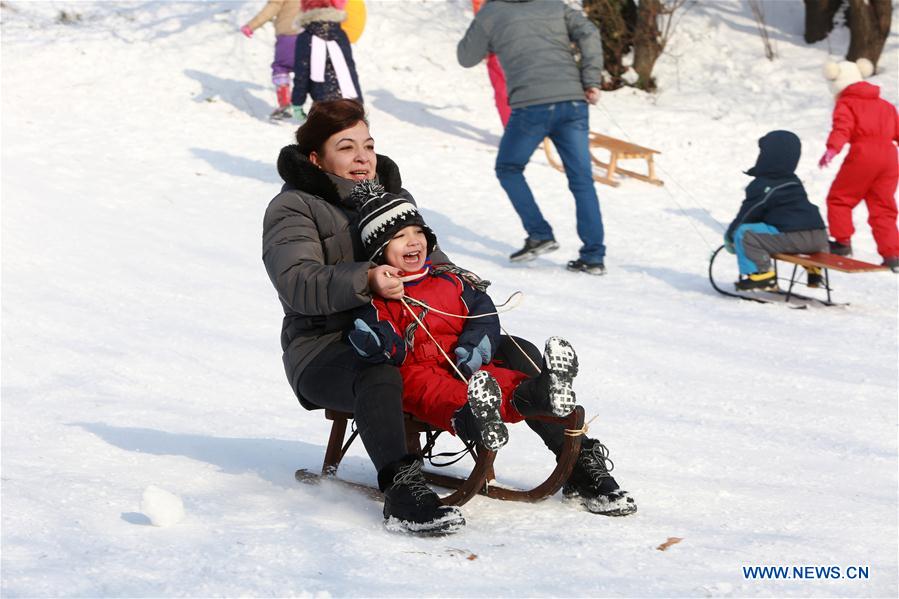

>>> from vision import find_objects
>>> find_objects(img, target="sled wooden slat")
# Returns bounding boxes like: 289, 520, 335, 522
544, 131, 663, 187
771, 252, 889, 305
771, 252, 889, 273
316, 407, 586, 506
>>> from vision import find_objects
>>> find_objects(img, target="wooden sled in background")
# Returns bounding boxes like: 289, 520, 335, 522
544, 132, 663, 187
298, 407, 586, 506
708, 245, 889, 307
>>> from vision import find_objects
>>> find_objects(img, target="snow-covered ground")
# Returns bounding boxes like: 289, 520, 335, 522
2, 1, 897, 596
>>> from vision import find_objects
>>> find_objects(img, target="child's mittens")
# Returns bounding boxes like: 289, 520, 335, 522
818, 148, 837, 169
240, 25, 253, 38
348, 319, 386, 362
454, 335, 492, 378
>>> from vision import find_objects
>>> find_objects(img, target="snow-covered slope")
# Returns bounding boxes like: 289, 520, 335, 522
2, 1, 897, 596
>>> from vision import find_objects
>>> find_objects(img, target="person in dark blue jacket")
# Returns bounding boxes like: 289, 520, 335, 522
724, 130, 829, 291
290, 0, 363, 120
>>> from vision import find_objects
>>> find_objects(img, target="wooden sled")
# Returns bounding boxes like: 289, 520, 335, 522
316, 406, 586, 506
772, 252, 888, 305
709, 244, 888, 307
544, 132, 663, 187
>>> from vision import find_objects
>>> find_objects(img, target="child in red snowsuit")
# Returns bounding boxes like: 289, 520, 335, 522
472, 0, 510, 126
819, 59, 899, 270
345, 181, 578, 453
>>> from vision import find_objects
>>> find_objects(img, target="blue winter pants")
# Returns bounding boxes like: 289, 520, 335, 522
495, 100, 605, 263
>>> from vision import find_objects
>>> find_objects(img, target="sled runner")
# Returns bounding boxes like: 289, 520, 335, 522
544, 132, 663, 187
299, 406, 586, 506
708, 245, 887, 306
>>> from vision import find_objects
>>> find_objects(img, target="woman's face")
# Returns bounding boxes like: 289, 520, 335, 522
384, 225, 427, 272
309, 121, 376, 181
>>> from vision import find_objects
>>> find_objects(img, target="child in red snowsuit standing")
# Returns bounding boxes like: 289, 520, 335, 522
471, 0, 510, 126
819, 58, 899, 271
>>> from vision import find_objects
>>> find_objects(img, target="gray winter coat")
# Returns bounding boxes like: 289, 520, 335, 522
262, 147, 447, 407
457, 0, 603, 109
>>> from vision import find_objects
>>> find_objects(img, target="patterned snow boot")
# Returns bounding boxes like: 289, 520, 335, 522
454, 370, 508, 451
512, 336, 578, 418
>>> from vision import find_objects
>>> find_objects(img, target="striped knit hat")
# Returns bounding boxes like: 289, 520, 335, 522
351, 180, 437, 264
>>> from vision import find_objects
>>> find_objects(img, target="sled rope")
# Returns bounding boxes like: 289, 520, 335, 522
398, 296, 470, 383
565, 413, 599, 437
399, 293, 541, 374
402, 290, 524, 318
596, 102, 723, 252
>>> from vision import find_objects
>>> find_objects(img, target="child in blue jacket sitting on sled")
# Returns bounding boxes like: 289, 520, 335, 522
724, 130, 829, 291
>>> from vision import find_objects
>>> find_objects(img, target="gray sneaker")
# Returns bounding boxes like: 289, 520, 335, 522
510, 237, 559, 262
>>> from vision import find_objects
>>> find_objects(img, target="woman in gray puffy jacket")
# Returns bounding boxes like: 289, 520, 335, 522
263, 99, 468, 534
262, 100, 635, 534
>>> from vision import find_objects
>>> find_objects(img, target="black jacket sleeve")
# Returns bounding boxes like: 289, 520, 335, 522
725, 180, 768, 242
350, 302, 407, 365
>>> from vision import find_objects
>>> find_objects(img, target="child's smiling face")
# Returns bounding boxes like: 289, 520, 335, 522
384, 225, 427, 272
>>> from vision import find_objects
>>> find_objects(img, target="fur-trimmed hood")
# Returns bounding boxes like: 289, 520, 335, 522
276, 144, 403, 210
295, 7, 346, 28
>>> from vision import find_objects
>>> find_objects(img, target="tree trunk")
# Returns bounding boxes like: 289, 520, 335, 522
846, 0, 891, 66
803, 0, 844, 43
632, 0, 662, 92
582, 0, 637, 90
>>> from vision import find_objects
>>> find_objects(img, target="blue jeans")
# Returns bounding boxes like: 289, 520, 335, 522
495, 100, 605, 263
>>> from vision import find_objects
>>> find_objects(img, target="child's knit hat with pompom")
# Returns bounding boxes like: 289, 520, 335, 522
823, 58, 875, 96
351, 180, 437, 264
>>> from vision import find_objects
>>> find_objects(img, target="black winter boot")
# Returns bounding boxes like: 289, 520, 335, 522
563, 438, 637, 517
513, 337, 578, 418
378, 455, 465, 535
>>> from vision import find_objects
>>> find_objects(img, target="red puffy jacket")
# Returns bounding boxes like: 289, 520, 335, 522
826, 81, 899, 153
354, 271, 527, 432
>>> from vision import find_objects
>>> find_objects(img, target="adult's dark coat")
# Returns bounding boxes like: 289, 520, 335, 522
291, 8, 363, 107
262, 147, 444, 407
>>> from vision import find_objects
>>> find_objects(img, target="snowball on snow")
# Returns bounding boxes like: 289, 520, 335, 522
140, 485, 185, 527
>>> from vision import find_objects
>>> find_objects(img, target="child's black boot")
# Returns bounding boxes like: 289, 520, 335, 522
563, 438, 637, 517
512, 337, 578, 418
804, 266, 824, 288
378, 455, 465, 535
734, 270, 777, 291
453, 370, 508, 451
